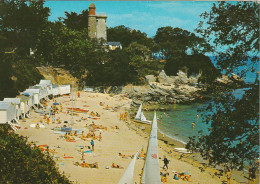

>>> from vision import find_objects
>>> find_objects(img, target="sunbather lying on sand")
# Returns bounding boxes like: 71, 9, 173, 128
178, 172, 191, 181
160, 172, 169, 182
119, 153, 134, 159
104, 105, 112, 109
80, 161, 98, 168
90, 111, 95, 117
111, 163, 124, 169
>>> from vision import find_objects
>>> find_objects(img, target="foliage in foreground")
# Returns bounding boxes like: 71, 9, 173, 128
187, 1, 259, 169
0, 125, 71, 183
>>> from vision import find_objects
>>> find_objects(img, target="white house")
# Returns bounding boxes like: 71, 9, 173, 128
58, 85, 71, 95
39, 80, 53, 96
19, 95, 32, 118
22, 89, 40, 105
0, 101, 16, 124
3, 98, 21, 120
106, 42, 122, 50
52, 84, 59, 97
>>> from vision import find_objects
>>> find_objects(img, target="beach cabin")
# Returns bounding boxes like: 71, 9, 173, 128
19, 95, 31, 118
22, 89, 40, 105
0, 101, 16, 124
58, 85, 71, 95
4, 98, 21, 120
39, 80, 53, 96
52, 84, 59, 97
29, 85, 47, 100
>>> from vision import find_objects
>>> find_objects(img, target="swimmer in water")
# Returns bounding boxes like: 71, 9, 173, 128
192, 122, 195, 128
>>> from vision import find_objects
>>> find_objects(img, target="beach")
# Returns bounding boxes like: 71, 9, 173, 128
16, 92, 244, 184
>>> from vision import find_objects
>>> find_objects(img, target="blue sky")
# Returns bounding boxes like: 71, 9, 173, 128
44, 1, 216, 37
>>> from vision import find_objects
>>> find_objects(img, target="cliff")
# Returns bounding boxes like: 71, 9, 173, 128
37, 67, 78, 86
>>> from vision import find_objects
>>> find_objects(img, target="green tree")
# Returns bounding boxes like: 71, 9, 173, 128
154, 27, 217, 82
0, 0, 50, 55
86, 49, 134, 86
126, 42, 163, 83
196, 1, 259, 76
154, 27, 211, 59
187, 1, 259, 169
63, 10, 89, 31
0, 125, 71, 183
36, 21, 94, 78
107, 25, 154, 48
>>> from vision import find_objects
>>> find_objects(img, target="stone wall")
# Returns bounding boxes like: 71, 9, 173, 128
96, 16, 107, 41
88, 15, 97, 39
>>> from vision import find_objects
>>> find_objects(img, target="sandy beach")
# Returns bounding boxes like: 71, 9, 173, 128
16, 92, 246, 184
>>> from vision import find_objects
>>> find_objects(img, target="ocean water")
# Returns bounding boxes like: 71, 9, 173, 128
143, 58, 259, 145
144, 104, 208, 144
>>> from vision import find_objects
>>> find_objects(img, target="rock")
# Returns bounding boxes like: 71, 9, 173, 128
216, 75, 232, 84
176, 71, 189, 84
158, 70, 168, 83
145, 75, 156, 84
231, 73, 244, 83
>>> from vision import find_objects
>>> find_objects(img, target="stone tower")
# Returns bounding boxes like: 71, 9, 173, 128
88, 3, 107, 41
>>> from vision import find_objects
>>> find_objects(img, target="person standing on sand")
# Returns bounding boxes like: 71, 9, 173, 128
90, 140, 94, 152
81, 150, 85, 161
77, 91, 80, 98
163, 155, 169, 170
226, 168, 232, 184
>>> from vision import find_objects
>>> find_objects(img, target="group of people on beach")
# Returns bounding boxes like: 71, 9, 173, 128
160, 155, 192, 182
119, 112, 128, 121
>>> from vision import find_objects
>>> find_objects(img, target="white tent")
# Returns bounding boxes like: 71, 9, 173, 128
39, 80, 52, 96
22, 89, 40, 105
58, 85, 71, 95
52, 84, 59, 97
4, 98, 21, 120
0, 101, 16, 124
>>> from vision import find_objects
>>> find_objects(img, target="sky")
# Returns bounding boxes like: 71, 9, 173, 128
44, 1, 216, 37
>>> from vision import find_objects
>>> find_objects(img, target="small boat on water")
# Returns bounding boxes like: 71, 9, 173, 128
133, 104, 152, 124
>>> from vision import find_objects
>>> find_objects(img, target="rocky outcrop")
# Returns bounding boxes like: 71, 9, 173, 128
121, 70, 206, 108
37, 67, 78, 86
145, 75, 156, 83
216, 73, 245, 86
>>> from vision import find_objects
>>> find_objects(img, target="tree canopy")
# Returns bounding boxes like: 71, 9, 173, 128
0, 0, 50, 55
154, 26, 212, 59
187, 1, 259, 169
62, 10, 89, 31
154, 26, 218, 82
107, 25, 154, 48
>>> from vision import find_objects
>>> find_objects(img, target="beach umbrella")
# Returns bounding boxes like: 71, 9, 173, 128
53, 102, 59, 105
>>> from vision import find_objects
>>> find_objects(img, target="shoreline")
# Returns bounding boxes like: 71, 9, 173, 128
130, 110, 258, 184
14, 92, 255, 184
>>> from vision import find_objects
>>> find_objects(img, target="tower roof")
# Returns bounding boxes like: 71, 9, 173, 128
89, 3, 96, 8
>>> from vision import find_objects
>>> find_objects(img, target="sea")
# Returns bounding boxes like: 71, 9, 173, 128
144, 57, 259, 145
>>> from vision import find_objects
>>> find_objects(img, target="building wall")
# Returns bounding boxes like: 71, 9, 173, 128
96, 16, 107, 41
0, 111, 7, 123
88, 15, 97, 39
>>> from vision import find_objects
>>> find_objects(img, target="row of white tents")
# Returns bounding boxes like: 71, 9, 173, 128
0, 80, 71, 130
